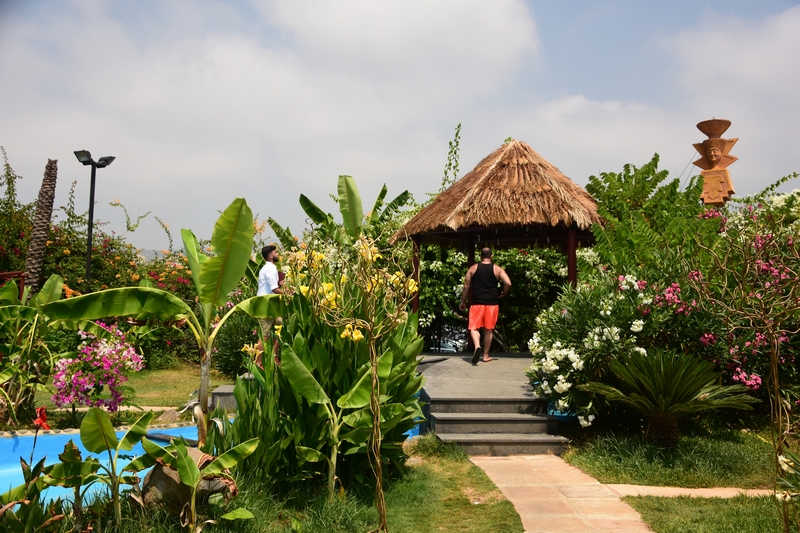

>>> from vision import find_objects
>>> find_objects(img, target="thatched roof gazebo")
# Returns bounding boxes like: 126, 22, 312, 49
392, 140, 602, 309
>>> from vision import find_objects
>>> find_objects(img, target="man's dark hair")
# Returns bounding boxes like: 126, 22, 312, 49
262, 245, 277, 260
480, 247, 493, 259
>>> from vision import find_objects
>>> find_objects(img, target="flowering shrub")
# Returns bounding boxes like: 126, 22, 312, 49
52, 323, 144, 411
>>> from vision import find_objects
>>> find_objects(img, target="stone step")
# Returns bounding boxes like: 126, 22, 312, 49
437, 432, 569, 456
421, 396, 548, 414
431, 412, 557, 435
210, 385, 236, 411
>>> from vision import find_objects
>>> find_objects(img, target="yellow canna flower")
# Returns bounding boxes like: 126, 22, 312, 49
406, 278, 419, 293
340, 274, 347, 284
274, 324, 283, 336
299, 286, 310, 296
352, 328, 364, 342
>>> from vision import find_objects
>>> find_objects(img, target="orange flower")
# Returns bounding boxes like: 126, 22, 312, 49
63, 249, 71, 255
33, 407, 50, 431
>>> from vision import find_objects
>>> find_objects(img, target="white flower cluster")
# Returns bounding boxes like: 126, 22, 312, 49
528, 333, 544, 354
630, 319, 644, 333
602, 326, 620, 342
556, 266, 569, 277
599, 297, 614, 316
418, 312, 435, 329
578, 414, 596, 427
553, 375, 572, 393
576, 248, 600, 266
618, 274, 640, 291
632, 346, 647, 356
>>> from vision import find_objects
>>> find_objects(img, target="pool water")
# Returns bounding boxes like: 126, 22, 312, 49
1, 424, 420, 502
0, 425, 198, 502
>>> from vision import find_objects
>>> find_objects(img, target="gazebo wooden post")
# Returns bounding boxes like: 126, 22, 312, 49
411, 236, 421, 312
567, 225, 577, 287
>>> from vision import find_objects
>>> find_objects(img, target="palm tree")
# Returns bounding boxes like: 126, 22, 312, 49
581, 349, 759, 447
24, 159, 58, 293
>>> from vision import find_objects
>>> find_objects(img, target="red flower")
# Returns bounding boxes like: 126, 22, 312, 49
33, 407, 51, 431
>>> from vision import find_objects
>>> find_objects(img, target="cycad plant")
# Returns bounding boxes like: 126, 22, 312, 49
581, 349, 759, 447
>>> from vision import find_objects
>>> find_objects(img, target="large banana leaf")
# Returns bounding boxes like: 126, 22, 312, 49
368, 184, 388, 227
377, 190, 411, 224
337, 175, 363, 239
299, 194, 333, 226
267, 217, 296, 249
280, 344, 330, 405
45, 287, 191, 321
337, 368, 372, 409
80, 408, 119, 454
118, 411, 154, 452
0, 280, 19, 305
198, 198, 254, 308
173, 439, 201, 488
203, 438, 259, 475
33, 275, 63, 308
235, 294, 284, 319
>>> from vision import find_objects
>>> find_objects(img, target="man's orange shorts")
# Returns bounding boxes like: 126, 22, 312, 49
468, 304, 499, 330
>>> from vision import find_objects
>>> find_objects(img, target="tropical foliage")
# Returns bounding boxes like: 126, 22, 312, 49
581, 349, 758, 447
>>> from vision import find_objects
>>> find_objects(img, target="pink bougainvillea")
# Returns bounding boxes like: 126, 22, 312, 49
52, 322, 144, 412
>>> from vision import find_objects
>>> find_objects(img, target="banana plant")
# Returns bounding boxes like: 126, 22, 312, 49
0, 456, 66, 532
268, 175, 410, 248
70, 408, 155, 528
0, 274, 71, 424
136, 436, 258, 532
44, 198, 284, 446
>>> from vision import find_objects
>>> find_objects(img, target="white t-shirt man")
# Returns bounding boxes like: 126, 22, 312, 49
257, 261, 279, 296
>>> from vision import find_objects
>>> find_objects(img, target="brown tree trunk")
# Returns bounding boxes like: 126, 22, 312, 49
24, 159, 58, 293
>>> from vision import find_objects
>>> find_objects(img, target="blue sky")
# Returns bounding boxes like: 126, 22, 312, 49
1, 0, 798, 249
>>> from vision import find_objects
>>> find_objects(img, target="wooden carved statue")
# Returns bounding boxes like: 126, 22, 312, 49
692, 118, 737, 206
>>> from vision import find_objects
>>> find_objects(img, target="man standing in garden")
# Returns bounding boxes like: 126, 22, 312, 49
459, 247, 512, 364
256, 245, 288, 367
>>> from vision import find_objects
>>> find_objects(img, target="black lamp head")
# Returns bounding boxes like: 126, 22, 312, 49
74, 150, 93, 166
96, 156, 116, 168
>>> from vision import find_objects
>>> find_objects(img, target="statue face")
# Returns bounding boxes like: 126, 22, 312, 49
707, 147, 722, 164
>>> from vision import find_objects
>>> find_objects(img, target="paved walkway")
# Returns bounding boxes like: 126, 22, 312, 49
471, 454, 771, 533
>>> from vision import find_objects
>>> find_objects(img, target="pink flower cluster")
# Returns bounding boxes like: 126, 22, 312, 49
655, 283, 697, 315
731, 369, 762, 391
699, 333, 718, 346
52, 323, 145, 412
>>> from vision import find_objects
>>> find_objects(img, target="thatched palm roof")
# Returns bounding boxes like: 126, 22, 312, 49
393, 140, 600, 244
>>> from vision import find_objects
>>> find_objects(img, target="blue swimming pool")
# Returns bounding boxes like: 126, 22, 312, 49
0, 425, 198, 502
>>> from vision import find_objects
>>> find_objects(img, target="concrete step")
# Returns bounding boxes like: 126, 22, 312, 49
431, 412, 557, 435
421, 396, 548, 414
438, 432, 569, 456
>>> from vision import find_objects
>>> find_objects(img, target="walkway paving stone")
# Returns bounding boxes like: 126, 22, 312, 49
471, 455, 653, 533
472, 454, 773, 532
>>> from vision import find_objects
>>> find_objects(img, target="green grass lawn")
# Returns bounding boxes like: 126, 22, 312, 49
563, 429, 775, 489
114, 434, 523, 533
627, 495, 791, 533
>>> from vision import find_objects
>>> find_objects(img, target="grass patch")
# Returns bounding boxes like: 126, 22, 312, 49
563, 430, 774, 489
114, 433, 523, 533
626, 495, 788, 533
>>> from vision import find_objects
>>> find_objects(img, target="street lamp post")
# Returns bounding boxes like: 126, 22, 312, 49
74, 150, 115, 292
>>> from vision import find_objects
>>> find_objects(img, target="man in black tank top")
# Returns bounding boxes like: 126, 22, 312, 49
459, 247, 512, 364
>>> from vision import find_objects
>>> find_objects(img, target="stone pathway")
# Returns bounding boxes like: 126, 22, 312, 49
471, 454, 771, 533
